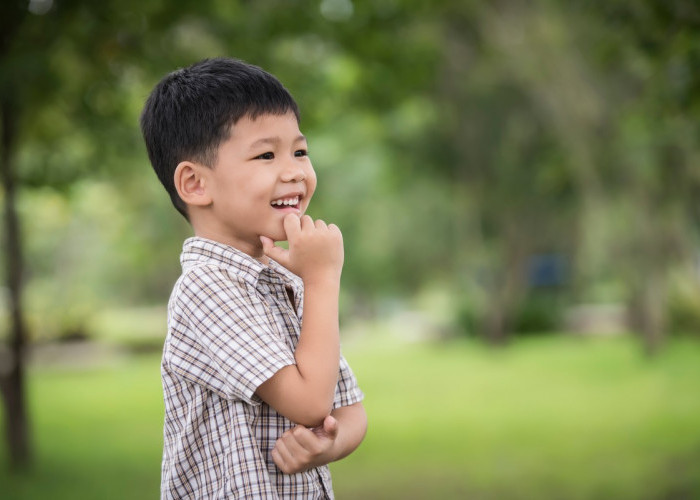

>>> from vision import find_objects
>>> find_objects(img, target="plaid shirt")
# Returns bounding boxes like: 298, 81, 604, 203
161, 237, 364, 499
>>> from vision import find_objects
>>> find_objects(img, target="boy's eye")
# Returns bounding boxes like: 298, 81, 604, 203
294, 149, 308, 157
255, 152, 275, 160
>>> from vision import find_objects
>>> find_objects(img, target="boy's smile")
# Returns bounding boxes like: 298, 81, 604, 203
193, 112, 316, 257
270, 195, 301, 210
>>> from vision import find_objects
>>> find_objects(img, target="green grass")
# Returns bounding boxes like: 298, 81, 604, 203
2, 335, 700, 499
2, 354, 163, 500
332, 335, 700, 499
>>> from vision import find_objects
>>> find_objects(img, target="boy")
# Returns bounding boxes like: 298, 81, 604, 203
140, 57, 366, 499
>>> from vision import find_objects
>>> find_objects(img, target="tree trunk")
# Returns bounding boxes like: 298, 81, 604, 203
481, 220, 527, 345
628, 268, 666, 358
0, 93, 31, 468
482, 295, 509, 345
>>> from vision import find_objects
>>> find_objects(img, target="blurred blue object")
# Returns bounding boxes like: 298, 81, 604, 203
528, 253, 568, 288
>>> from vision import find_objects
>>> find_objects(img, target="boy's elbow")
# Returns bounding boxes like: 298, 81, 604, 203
257, 368, 335, 426
294, 401, 333, 428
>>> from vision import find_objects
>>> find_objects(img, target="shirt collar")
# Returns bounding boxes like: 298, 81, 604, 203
180, 236, 302, 291
267, 258, 302, 289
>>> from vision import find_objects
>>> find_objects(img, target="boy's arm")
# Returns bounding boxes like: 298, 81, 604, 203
255, 214, 343, 428
271, 401, 367, 474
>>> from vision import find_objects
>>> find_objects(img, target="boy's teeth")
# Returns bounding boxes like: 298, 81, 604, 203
271, 196, 299, 206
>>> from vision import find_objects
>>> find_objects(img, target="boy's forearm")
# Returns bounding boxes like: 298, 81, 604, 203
270, 401, 367, 474
255, 277, 341, 427
328, 402, 367, 462
294, 279, 341, 412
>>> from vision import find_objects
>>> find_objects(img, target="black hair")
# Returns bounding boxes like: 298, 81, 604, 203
140, 57, 300, 220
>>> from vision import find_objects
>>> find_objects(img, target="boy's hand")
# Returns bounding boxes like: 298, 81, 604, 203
261, 214, 344, 286
271, 415, 339, 474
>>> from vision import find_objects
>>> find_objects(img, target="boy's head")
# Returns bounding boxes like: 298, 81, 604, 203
140, 57, 301, 220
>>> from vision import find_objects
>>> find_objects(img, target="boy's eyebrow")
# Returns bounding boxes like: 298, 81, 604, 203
249, 135, 307, 149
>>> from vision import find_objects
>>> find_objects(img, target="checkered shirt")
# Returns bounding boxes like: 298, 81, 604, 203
161, 237, 364, 499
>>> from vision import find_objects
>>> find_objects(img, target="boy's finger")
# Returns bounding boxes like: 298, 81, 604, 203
322, 415, 339, 439
276, 436, 300, 462
271, 447, 288, 472
283, 213, 302, 240
300, 214, 314, 231
314, 219, 327, 229
283, 429, 310, 456
260, 236, 289, 264
290, 426, 321, 451
272, 443, 296, 474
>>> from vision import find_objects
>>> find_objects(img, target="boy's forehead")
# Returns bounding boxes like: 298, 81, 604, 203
228, 112, 304, 142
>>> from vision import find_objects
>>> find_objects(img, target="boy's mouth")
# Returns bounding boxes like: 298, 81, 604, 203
270, 195, 301, 210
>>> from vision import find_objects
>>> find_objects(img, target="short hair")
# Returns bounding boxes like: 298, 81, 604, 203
140, 57, 300, 219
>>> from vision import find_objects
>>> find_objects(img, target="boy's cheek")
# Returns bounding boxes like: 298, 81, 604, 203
304, 171, 317, 210
302, 192, 314, 214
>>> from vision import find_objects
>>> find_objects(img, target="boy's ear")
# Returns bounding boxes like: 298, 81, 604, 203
174, 161, 212, 207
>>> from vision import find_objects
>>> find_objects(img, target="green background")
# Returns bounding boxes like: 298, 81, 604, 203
2, 0, 700, 498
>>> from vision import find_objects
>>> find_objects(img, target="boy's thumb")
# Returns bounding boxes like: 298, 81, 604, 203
323, 415, 339, 438
260, 236, 288, 264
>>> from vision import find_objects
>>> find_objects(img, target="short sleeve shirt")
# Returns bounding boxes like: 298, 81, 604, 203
161, 237, 364, 499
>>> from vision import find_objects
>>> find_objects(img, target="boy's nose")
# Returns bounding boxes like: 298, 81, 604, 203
280, 163, 306, 183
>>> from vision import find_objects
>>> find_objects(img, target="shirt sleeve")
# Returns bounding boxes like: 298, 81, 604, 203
333, 352, 364, 409
164, 265, 296, 405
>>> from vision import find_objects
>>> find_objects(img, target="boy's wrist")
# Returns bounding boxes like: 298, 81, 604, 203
302, 273, 341, 291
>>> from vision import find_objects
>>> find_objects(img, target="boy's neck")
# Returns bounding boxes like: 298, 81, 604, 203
192, 226, 270, 265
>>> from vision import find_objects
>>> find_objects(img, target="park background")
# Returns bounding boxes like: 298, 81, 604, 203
1, 0, 700, 498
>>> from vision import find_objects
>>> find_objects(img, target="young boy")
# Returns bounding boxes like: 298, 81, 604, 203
140, 57, 366, 499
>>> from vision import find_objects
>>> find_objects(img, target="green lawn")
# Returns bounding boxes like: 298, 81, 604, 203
2, 334, 699, 499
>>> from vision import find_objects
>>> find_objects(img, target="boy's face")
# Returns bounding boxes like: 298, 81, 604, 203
201, 112, 317, 255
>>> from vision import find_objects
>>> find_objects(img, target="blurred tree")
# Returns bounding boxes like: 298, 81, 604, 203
427, 0, 700, 349
0, 0, 208, 469
433, 2, 589, 343
575, 0, 700, 354
0, 0, 32, 470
